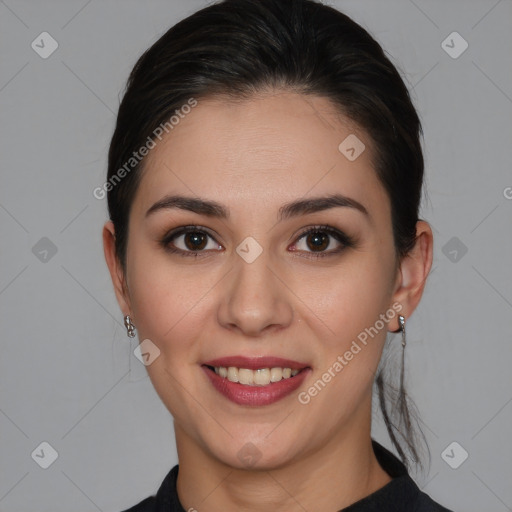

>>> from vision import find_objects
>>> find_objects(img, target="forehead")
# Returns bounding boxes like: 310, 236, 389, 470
132, 91, 388, 219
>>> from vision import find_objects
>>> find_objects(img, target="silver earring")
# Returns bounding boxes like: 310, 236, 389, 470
398, 314, 406, 347
396, 315, 407, 402
124, 315, 136, 338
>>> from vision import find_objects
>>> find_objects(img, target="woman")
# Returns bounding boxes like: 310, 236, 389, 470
102, 0, 454, 510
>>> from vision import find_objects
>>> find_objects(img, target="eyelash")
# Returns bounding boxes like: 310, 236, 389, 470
160, 224, 356, 259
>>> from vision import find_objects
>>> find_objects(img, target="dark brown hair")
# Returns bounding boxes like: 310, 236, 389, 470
107, 0, 429, 474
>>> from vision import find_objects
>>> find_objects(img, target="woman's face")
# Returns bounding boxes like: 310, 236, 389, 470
108, 91, 406, 469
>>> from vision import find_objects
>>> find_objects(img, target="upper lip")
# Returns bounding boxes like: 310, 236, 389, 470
202, 356, 311, 370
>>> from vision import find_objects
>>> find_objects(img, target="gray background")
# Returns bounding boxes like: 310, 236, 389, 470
1, 0, 511, 511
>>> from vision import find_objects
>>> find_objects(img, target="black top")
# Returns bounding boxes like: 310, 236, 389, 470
121, 440, 454, 512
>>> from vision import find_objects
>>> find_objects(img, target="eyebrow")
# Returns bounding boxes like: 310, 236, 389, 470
145, 193, 369, 221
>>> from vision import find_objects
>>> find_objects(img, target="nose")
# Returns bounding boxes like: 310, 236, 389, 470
217, 249, 294, 337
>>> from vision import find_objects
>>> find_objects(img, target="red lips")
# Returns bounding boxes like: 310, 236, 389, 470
202, 365, 312, 406
202, 355, 310, 370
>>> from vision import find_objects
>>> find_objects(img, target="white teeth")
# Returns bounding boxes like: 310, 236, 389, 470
238, 368, 254, 385
227, 366, 238, 382
270, 367, 283, 382
253, 368, 270, 385
213, 366, 301, 386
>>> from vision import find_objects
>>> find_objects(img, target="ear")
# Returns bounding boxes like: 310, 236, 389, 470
389, 220, 433, 331
102, 220, 132, 316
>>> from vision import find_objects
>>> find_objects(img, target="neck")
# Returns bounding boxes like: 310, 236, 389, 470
174, 397, 391, 512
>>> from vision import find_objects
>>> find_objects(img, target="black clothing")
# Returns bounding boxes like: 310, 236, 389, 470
122, 440, 454, 511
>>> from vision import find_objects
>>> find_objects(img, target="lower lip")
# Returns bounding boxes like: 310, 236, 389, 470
202, 365, 311, 406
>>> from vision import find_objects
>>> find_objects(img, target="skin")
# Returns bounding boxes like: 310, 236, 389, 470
103, 91, 433, 512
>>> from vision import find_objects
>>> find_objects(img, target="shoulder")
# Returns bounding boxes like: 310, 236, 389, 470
120, 496, 157, 512
413, 490, 455, 512
370, 440, 456, 512
119, 464, 181, 512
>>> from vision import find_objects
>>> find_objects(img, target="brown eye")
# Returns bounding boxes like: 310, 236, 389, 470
162, 226, 223, 256
294, 228, 341, 253
305, 231, 330, 252
184, 232, 208, 250
290, 225, 355, 258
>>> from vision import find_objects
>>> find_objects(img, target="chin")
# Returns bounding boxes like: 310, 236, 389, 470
208, 436, 302, 472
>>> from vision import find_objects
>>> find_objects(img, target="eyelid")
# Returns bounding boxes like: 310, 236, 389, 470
161, 225, 223, 256
161, 224, 355, 257
163, 225, 219, 241
290, 224, 354, 254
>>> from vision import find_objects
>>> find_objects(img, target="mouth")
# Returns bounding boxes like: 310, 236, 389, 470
201, 362, 312, 406
202, 364, 309, 387
201, 355, 311, 387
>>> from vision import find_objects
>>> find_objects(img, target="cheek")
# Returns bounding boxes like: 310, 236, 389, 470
293, 254, 395, 342
296, 264, 393, 416
126, 245, 225, 359
125, 252, 215, 416
290, 254, 395, 413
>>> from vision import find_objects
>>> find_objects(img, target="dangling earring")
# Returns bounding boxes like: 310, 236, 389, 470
124, 315, 136, 338
398, 314, 406, 393
398, 314, 406, 347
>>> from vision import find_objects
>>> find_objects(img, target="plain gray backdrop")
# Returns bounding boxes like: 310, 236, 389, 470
1, 1, 511, 511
